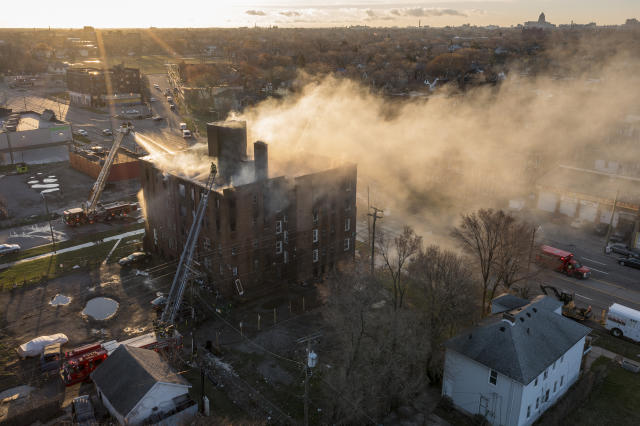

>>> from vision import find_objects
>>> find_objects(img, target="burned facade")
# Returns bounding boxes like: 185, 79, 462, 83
140, 121, 357, 298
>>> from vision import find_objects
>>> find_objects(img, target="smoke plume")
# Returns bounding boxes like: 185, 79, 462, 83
234, 55, 640, 238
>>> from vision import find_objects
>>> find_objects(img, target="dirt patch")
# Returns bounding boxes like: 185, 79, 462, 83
0, 263, 163, 392
81, 297, 119, 320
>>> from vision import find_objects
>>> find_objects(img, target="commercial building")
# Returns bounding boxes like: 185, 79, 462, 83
0, 109, 72, 165
69, 145, 141, 182
442, 295, 591, 426
67, 64, 141, 107
140, 120, 357, 298
536, 164, 640, 247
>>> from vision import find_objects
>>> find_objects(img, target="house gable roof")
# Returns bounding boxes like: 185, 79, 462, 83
491, 293, 529, 314
446, 296, 590, 384
90, 345, 189, 416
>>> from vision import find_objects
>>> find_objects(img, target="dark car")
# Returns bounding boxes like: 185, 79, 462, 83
118, 251, 151, 267
606, 243, 640, 258
618, 257, 640, 269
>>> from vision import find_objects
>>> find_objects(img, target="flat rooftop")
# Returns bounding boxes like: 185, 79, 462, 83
1, 111, 67, 131
140, 144, 352, 189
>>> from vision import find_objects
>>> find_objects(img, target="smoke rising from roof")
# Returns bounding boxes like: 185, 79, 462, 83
234, 55, 640, 237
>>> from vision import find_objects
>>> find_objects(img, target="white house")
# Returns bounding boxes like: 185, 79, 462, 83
91, 345, 197, 425
442, 295, 591, 426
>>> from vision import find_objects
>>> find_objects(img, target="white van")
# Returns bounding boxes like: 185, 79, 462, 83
179, 122, 187, 130
605, 303, 640, 342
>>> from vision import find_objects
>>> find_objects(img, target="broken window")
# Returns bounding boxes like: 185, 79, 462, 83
253, 239, 258, 249
312, 229, 319, 243
283, 231, 288, 244
204, 238, 211, 250
276, 220, 283, 234
345, 199, 351, 211
179, 205, 186, 217
345, 218, 351, 232
252, 194, 257, 205
284, 250, 288, 264
276, 241, 283, 254
344, 238, 350, 251
219, 264, 224, 276
231, 247, 237, 256
204, 257, 212, 270
313, 249, 319, 263
313, 210, 319, 224
345, 180, 352, 192
232, 266, 238, 276
178, 183, 185, 197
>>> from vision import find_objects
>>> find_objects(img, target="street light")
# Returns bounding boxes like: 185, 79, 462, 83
41, 192, 56, 254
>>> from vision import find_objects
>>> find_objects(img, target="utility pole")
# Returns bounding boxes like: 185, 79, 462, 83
297, 332, 320, 426
41, 192, 56, 254
368, 207, 384, 275
604, 189, 620, 251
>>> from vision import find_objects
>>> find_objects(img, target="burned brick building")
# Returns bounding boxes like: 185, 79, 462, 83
140, 121, 357, 298
67, 64, 141, 106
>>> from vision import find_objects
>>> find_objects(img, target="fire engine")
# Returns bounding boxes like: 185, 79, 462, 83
537, 245, 591, 279
60, 332, 182, 386
63, 123, 138, 226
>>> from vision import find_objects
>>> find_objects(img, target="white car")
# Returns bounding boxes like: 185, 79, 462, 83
182, 129, 192, 138
102, 129, 112, 136
125, 109, 140, 115
149, 97, 157, 102
74, 129, 88, 137
0, 243, 21, 255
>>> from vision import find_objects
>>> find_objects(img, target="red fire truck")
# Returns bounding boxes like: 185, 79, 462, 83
60, 342, 108, 386
60, 332, 182, 386
538, 245, 591, 279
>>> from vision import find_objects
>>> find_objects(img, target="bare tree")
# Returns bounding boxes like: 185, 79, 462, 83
407, 245, 479, 382
377, 226, 422, 311
451, 209, 536, 316
321, 268, 429, 424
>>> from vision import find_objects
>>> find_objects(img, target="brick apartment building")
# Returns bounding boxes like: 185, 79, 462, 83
140, 121, 357, 298
66, 64, 141, 106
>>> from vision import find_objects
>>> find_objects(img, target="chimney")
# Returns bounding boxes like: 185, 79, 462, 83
502, 312, 516, 326
254, 141, 268, 181
207, 120, 247, 184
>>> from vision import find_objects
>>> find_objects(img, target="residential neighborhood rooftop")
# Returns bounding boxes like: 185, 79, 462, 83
446, 296, 590, 385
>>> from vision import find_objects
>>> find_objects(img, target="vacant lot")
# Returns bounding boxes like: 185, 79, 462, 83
0, 262, 168, 393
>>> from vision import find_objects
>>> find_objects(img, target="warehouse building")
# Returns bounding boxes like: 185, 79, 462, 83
140, 120, 357, 298
0, 109, 72, 165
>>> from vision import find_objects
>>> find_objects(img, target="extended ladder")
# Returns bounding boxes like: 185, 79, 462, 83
86, 123, 132, 213
161, 163, 217, 326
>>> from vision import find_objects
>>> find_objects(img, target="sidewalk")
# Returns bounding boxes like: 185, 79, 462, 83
0, 228, 145, 270
585, 344, 640, 370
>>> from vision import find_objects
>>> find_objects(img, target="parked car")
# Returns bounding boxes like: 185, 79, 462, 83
152, 115, 164, 121
153, 84, 160, 89
182, 129, 192, 138
72, 395, 96, 425
605, 243, 640, 258
169, 104, 176, 111
74, 129, 88, 137
118, 251, 151, 267
618, 257, 640, 269
125, 109, 140, 115
40, 343, 62, 376
0, 243, 21, 255
102, 129, 112, 136
149, 97, 157, 102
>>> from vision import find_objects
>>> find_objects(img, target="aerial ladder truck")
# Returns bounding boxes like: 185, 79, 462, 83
158, 163, 217, 336
63, 123, 138, 226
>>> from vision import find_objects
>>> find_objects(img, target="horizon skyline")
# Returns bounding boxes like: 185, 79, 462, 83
0, 1, 639, 29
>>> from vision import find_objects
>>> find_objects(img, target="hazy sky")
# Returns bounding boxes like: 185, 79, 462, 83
1, 0, 638, 28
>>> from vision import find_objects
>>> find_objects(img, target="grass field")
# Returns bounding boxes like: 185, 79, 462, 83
591, 328, 640, 360
566, 357, 640, 426
0, 227, 144, 290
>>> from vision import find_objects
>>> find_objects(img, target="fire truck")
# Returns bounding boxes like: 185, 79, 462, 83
537, 245, 591, 279
63, 123, 138, 226
60, 332, 181, 386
